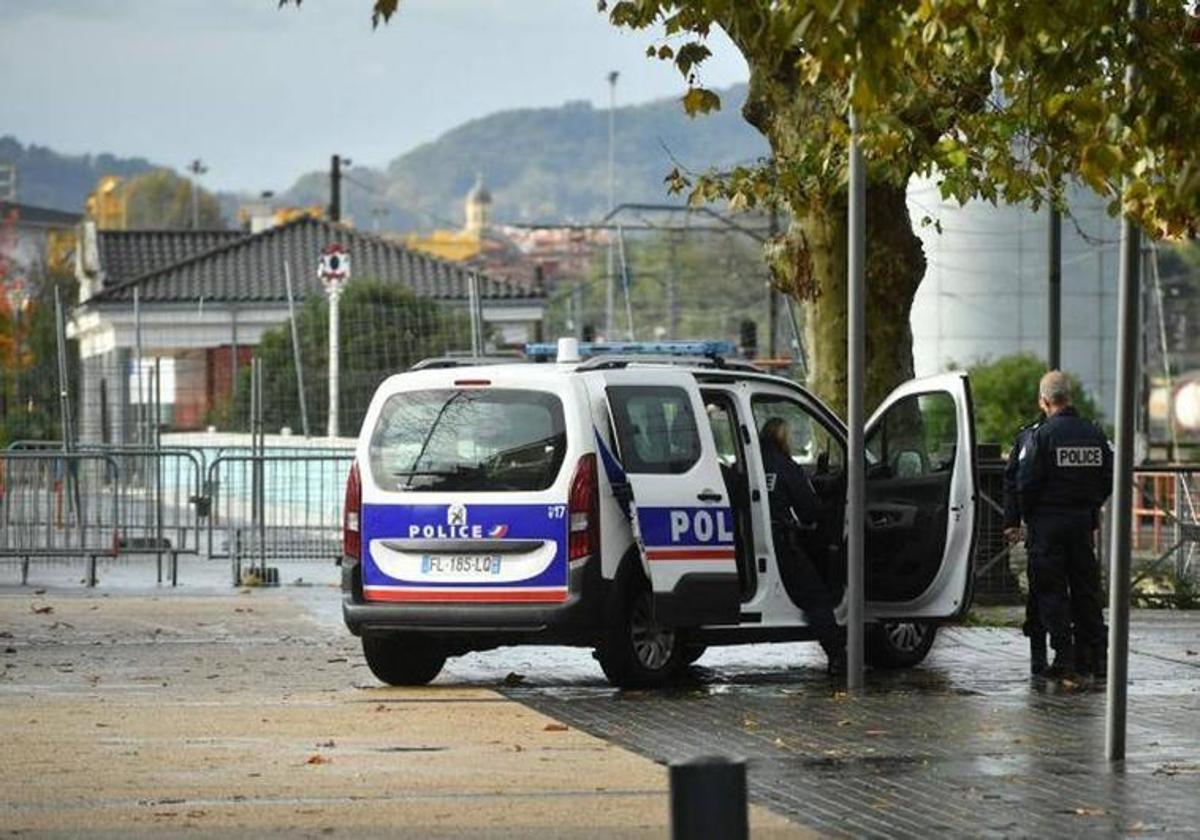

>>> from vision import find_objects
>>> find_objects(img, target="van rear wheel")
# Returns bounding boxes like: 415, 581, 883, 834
864, 621, 937, 669
361, 635, 446, 686
596, 571, 682, 689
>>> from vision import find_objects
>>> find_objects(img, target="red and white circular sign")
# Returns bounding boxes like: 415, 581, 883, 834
318, 243, 351, 289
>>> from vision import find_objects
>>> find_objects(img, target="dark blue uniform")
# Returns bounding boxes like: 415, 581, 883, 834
1016, 407, 1112, 667
761, 439, 841, 663
1003, 421, 1046, 664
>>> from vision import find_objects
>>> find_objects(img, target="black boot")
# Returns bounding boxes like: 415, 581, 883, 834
1029, 633, 1048, 676
1089, 642, 1108, 679
1044, 642, 1076, 679
821, 627, 847, 676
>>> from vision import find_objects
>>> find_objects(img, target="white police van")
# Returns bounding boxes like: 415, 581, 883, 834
341, 339, 977, 688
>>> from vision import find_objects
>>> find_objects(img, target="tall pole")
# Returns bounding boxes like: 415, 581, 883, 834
329, 154, 344, 223
846, 109, 866, 692
616, 225, 635, 340
326, 284, 341, 438
1048, 207, 1062, 369
666, 231, 679, 341
134, 287, 145, 446
1106, 0, 1146, 763
187, 159, 208, 230
283, 262, 310, 437
605, 71, 619, 339
768, 207, 780, 358
53, 285, 73, 452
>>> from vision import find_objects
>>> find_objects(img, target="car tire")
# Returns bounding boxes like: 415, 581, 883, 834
864, 621, 937, 669
596, 568, 682, 689
361, 635, 446, 686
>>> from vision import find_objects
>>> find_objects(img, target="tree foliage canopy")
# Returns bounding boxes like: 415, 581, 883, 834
589, 1, 1200, 241
216, 279, 473, 434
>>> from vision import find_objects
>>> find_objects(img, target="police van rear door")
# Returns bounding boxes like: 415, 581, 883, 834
863, 372, 977, 620
597, 369, 741, 627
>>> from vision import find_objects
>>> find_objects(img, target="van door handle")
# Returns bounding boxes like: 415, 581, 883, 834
697, 490, 723, 503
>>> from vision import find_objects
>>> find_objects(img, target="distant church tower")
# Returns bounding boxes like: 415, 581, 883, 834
464, 173, 492, 235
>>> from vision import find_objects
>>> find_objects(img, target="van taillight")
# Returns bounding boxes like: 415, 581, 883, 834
568, 454, 599, 562
343, 461, 361, 560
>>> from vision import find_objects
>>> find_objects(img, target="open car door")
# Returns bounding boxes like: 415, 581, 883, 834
863, 372, 977, 620
598, 369, 741, 627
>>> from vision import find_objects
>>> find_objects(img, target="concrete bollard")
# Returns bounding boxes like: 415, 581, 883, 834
669, 755, 748, 840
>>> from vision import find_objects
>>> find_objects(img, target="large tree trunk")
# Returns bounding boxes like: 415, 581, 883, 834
743, 60, 927, 418
789, 183, 926, 417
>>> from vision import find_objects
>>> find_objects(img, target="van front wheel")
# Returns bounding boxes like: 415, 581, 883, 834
361, 635, 446, 686
596, 572, 682, 689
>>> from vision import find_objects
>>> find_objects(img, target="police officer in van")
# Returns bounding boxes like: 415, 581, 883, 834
759, 417, 847, 676
1016, 371, 1113, 678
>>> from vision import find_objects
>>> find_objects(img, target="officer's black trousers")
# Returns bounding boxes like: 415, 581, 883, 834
1027, 512, 1105, 652
772, 527, 840, 653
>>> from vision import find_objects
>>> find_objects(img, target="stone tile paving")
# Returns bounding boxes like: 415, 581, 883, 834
502, 613, 1200, 838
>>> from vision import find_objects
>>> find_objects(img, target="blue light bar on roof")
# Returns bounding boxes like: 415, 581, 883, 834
524, 340, 737, 359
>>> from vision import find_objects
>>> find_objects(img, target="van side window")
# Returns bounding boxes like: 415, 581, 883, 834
607, 385, 701, 475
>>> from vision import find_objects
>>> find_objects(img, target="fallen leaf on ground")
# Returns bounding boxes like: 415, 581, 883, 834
543, 723, 568, 732
31, 605, 53, 614
317, 740, 335, 748
865, 729, 889, 737
1186, 650, 1197, 656
1072, 807, 1106, 816
836, 719, 853, 727
503, 672, 526, 686
305, 754, 330, 765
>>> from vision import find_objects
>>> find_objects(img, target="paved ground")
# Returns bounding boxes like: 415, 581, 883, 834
498, 614, 1200, 838
0, 579, 803, 839
3, 558, 1199, 838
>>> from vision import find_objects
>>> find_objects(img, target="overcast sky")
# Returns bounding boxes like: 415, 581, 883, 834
0, 0, 749, 192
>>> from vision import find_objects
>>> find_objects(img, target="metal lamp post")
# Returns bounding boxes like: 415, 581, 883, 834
604, 70, 619, 339
318, 243, 350, 438
187, 159, 208, 230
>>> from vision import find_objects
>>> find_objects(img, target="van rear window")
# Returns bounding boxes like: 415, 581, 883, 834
369, 389, 567, 492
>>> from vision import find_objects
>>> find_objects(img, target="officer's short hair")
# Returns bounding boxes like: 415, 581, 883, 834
1039, 370, 1072, 407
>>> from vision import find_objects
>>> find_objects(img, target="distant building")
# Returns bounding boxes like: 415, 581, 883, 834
404, 174, 603, 290
0, 200, 81, 290
69, 216, 544, 441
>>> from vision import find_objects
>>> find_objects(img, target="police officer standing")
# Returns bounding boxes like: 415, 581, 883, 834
1002, 418, 1048, 675
1017, 371, 1113, 678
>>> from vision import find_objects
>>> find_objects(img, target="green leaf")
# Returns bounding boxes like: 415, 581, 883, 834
681, 87, 721, 117
675, 42, 712, 77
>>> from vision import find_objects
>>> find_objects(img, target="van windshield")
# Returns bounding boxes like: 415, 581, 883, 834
369, 388, 567, 492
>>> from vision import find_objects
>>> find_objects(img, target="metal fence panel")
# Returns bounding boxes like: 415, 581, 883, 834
206, 453, 353, 584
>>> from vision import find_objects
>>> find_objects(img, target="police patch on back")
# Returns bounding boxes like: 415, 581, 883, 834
1055, 446, 1103, 467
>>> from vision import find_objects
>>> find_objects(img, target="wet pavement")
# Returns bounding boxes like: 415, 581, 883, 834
4, 558, 1200, 837
492, 617, 1200, 838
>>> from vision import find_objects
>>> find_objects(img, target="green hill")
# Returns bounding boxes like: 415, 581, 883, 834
4, 83, 764, 230
281, 83, 765, 231
0, 135, 159, 212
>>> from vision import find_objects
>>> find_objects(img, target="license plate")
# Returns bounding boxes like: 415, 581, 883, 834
420, 554, 502, 576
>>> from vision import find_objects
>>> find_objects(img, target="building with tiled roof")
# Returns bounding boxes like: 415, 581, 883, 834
70, 217, 544, 442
